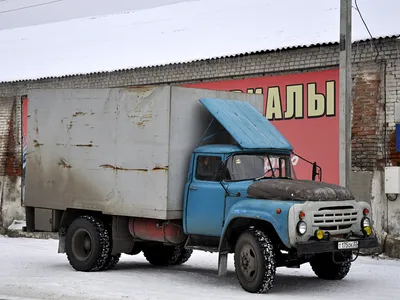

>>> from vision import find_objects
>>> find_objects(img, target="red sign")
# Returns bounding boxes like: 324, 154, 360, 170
183, 68, 340, 184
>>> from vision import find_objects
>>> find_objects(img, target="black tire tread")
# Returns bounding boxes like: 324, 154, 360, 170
101, 253, 121, 271
66, 215, 110, 272
173, 248, 193, 265
310, 252, 352, 280
143, 244, 182, 266
234, 227, 276, 293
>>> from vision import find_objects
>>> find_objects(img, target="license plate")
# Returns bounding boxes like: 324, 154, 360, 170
338, 241, 359, 250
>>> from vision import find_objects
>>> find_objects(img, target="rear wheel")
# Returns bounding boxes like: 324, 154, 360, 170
65, 215, 110, 272
173, 248, 193, 265
310, 252, 352, 280
101, 253, 121, 271
234, 227, 276, 293
143, 244, 182, 266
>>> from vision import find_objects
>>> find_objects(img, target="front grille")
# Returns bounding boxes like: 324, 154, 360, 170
313, 206, 358, 233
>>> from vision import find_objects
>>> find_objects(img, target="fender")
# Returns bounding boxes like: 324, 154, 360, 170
218, 199, 302, 251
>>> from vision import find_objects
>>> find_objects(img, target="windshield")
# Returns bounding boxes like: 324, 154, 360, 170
224, 153, 296, 181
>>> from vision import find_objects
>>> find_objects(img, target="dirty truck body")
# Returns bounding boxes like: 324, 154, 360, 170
24, 86, 378, 294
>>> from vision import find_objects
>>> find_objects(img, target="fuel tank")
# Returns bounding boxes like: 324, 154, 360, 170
128, 218, 187, 244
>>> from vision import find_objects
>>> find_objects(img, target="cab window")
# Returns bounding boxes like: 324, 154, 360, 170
195, 155, 222, 182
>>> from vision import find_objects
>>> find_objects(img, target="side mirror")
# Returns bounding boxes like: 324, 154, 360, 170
312, 163, 317, 181
312, 162, 322, 181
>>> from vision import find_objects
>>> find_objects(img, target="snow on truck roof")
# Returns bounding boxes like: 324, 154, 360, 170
0, 0, 398, 83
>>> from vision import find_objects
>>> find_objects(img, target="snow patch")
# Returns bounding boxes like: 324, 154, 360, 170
7, 220, 26, 231
372, 253, 400, 261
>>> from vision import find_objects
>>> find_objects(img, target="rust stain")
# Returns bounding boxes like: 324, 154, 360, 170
55, 143, 97, 147
72, 144, 97, 147
124, 86, 154, 94
72, 111, 87, 117
152, 166, 168, 171
388, 131, 400, 167
100, 164, 148, 172
33, 140, 44, 148
34, 110, 39, 133
67, 121, 74, 130
59, 158, 71, 169
4, 97, 22, 176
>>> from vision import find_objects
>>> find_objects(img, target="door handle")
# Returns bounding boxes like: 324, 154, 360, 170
189, 186, 198, 190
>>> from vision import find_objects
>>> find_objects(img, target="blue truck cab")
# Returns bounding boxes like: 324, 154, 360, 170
180, 98, 379, 293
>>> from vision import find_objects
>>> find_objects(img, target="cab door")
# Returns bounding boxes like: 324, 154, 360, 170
185, 154, 226, 237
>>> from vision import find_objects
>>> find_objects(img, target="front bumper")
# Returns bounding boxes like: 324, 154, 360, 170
296, 236, 379, 255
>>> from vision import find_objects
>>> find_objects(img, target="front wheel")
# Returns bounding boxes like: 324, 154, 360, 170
310, 252, 352, 280
234, 228, 276, 293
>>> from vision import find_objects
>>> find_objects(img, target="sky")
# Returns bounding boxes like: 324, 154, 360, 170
0, 0, 190, 30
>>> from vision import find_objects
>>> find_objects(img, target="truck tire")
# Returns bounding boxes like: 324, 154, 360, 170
310, 252, 352, 280
143, 244, 182, 266
65, 215, 110, 272
101, 253, 121, 271
172, 248, 193, 265
234, 227, 276, 293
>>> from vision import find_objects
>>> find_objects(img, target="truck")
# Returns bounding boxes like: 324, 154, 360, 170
22, 86, 378, 294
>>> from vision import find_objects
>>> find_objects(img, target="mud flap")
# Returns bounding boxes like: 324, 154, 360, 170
58, 235, 66, 253
218, 252, 228, 276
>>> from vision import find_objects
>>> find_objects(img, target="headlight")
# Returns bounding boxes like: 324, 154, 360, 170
361, 217, 372, 236
297, 221, 307, 235
361, 217, 371, 228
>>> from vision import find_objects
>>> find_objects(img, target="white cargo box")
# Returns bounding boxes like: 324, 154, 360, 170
24, 86, 263, 219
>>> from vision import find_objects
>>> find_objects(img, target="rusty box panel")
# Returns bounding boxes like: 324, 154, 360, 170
24, 86, 263, 220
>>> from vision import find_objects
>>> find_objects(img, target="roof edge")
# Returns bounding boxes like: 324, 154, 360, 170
1, 35, 399, 85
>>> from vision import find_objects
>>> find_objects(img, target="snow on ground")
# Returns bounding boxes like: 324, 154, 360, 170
0, 236, 399, 300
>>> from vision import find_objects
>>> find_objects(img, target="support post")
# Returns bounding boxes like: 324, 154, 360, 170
339, 0, 352, 188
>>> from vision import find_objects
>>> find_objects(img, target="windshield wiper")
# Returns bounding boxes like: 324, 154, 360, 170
254, 175, 293, 181
254, 175, 270, 181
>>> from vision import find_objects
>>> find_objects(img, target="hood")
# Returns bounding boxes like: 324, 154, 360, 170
247, 179, 354, 201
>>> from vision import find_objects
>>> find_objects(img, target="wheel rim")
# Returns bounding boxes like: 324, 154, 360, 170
71, 228, 93, 261
239, 244, 258, 281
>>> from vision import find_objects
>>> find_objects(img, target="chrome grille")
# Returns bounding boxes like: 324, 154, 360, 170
313, 206, 358, 233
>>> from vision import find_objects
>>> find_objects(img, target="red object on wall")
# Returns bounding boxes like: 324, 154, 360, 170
22, 96, 28, 151
129, 218, 186, 244
183, 68, 340, 185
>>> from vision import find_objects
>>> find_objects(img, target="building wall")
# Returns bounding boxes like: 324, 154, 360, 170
0, 38, 399, 246
0, 96, 23, 228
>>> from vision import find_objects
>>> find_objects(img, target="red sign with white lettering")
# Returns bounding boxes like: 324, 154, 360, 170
183, 68, 340, 184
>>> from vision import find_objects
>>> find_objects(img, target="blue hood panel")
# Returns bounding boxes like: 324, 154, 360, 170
199, 98, 293, 151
